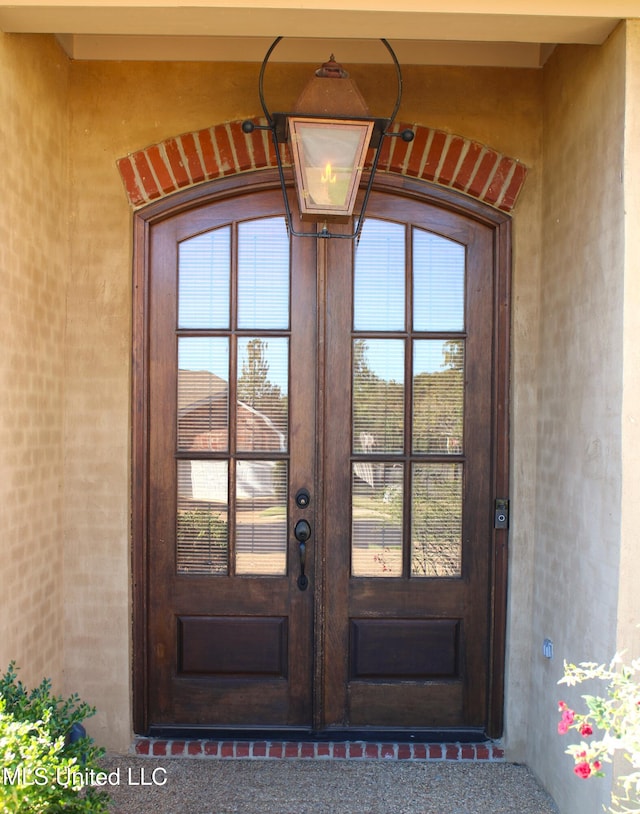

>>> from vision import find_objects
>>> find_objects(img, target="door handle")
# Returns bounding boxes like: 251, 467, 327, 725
294, 519, 311, 590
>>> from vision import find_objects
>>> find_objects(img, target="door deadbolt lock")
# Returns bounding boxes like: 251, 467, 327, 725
295, 488, 311, 509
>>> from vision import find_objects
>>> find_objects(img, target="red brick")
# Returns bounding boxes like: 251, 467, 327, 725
482, 155, 513, 205
179, 132, 206, 184
461, 744, 475, 760
196, 128, 220, 178
397, 744, 411, 760
204, 741, 219, 756
187, 741, 202, 756
316, 743, 331, 757
403, 125, 431, 177
498, 162, 527, 212
428, 744, 442, 760
413, 744, 428, 760
170, 741, 185, 756
214, 124, 235, 176
491, 745, 505, 760
117, 157, 146, 206
229, 120, 252, 173
333, 743, 347, 758
386, 122, 414, 174
134, 738, 150, 755
268, 743, 283, 758
284, 742, 299, 758
146, 144, 177, 195
380, 744, 395, 759
452, 141, 482, 191
436, 136, 465, 186
476, 744, 490, 760
348, 743, 363, 758
252, 742, 267, 757
220, 741, 235, 758
467, 149, 498, 198
300, 743, 315, 758
421, 130, 447, 182
365, 743, 379, 759
152, 740, 167, 756
245, 119, 268, 169
445, 744, 459, 760
235, 742, 250, 758
165, 138, 190, 188
132, 151, 161, 201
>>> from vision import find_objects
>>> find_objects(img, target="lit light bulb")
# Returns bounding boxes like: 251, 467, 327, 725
320, 163, 336, 184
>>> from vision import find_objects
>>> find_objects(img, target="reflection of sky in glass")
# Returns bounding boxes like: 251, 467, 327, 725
178, 227, 230, 329
178, 336, 229, 382
361, 339, 404, 382
354, 219, 405, 331
413, 229, 465, 331
413, 339, 457, 374
238, 218, 289, 329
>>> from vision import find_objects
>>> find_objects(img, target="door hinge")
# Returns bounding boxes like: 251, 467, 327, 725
494, 498, 509, 529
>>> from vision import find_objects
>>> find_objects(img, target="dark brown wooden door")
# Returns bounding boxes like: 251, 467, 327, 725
321, 194, 499, 732
135, 178, 509, 736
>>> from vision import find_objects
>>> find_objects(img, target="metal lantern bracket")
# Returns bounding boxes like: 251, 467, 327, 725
242, 37, 414, 240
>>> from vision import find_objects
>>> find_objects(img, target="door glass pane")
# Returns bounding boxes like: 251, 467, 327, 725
352, 463, 403, 577
178, 337, 229, 452
411, 463, 462, 577
237, 218, 289, 329
353, 339, 404, 454
236, 460, 287, 575
178, 226, 230, 329
237, 337, 288, 452
413, 340, 464, 454
413, 229, 465, 331
354, 219, 405, 331
177, 460, 229, 574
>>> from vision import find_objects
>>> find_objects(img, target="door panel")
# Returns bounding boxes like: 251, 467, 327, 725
322, 193, 495, 730
146, 190, 316, 727
135, 178, 509, 736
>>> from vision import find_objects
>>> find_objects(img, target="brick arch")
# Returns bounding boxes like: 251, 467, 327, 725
117, 118, 527, 213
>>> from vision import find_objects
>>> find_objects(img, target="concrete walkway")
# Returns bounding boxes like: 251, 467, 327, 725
101, 755, 560, 814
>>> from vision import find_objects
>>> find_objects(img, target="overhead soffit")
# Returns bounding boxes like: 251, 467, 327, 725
0, 1, 636, 65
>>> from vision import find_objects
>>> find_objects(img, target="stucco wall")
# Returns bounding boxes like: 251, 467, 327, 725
0, 33, 68, 690
525, 27, 627, 814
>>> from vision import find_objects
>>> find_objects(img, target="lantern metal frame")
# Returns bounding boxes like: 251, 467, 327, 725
242, 37, 414, 240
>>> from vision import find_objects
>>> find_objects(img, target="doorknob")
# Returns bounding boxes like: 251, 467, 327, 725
294, 519, 311, 590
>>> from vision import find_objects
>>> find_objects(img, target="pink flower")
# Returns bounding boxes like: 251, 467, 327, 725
574, 761, 592, 779
558, 720, 569, 735
593, 761, 602, 771
579, 723, 593, 737
558, 701, 567, 711
562, 708, 575, 725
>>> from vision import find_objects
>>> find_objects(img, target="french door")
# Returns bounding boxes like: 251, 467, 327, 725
133, 175, 510, 737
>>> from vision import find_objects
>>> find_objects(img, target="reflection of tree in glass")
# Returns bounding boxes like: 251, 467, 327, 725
352, 339, 403, 453
176, 508, 228, 574
413, 339, 464, 454
411, 464, 462, 577
237, 338, 288, 435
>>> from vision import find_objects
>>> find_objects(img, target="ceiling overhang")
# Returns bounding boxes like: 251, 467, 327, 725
0, 1, 634, 66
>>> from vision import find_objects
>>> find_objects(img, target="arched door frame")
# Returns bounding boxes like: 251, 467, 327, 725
131, 168, 511, 737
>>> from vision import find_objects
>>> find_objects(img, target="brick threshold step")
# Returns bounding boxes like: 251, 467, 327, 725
134, 738, 505, 762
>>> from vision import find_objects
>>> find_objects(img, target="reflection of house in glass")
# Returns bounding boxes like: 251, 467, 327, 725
178, 369, 285, 503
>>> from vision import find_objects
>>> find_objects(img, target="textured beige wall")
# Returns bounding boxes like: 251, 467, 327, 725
620, 24, 640, 657
524, 27, 627, 814
0, 33, 69, 690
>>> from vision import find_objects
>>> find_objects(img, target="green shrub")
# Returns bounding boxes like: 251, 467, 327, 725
0, 662, 110, 813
